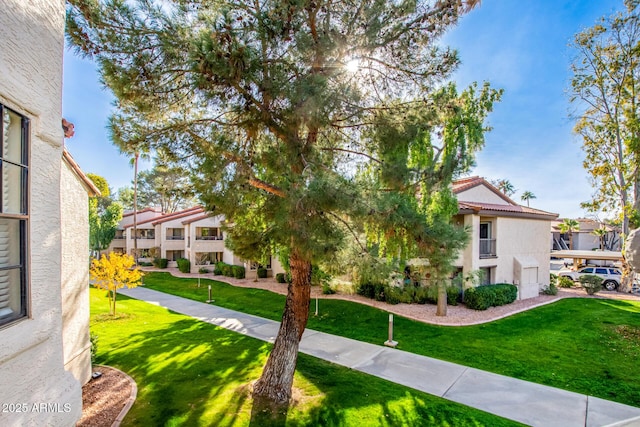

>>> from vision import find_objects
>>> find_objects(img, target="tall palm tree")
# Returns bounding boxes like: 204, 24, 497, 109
520, 191, 536, 207
559, 218, 580, 250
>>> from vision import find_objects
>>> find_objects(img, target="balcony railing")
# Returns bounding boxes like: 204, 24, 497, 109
196, 236, 223, 241
479, 238, 496, 258
166, 235, 184, 240
134, 235, 155, 240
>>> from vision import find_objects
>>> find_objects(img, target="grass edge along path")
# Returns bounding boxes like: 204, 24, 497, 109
142, 272, 640, 408
90, 287, 522, 426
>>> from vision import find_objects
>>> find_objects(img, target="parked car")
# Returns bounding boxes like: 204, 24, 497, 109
558, 267, 622, 291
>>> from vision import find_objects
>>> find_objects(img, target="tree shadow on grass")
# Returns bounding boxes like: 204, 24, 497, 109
93, 293, 269, 426
92, 293, 519, 426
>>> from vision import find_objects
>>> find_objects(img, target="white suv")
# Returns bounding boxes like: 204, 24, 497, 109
558, 267, 622, 291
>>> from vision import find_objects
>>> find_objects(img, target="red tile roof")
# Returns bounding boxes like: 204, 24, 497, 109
452, 176, 516, 205
151, 206, 204, 225
458, 201, 557, 219
181, 213, 218, 225
123, 206, 204, 228
62, 149, 100, 197
123, 207, 162, 218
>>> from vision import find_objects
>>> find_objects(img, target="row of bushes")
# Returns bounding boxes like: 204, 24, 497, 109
213, 262, 246, 279
464, 284, 518, 311
356, 283, 462, 306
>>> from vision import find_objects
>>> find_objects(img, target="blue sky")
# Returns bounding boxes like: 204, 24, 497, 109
62, 0, 622, 218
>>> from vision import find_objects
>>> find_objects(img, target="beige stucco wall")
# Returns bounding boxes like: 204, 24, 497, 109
60, 160, 92, 386
0, 1, 83, 425
455, 213, 551, 298
456, 185, 509, 205
494, 217, 551, 294
107, 209, 162, 254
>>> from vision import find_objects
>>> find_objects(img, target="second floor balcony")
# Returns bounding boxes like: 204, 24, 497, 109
479, 238, 496, 258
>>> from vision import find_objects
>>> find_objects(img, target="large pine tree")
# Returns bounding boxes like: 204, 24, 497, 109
67, 0, 499, 406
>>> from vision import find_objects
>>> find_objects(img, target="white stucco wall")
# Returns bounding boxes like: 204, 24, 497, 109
456, 185, 510, 205
0, 1, 83, 425
455, 213, 551, 298
187, 216, 226, 272
60, 159, 92, 386
494, 217, 551, 294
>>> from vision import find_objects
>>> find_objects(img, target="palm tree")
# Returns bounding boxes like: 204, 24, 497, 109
592, 227, 608, 250
558, 218, 580, 250
520, 191, 536, 207
492, 179, 517, 197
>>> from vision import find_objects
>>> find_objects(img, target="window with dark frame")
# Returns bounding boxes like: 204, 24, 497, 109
0, 104, 29, 326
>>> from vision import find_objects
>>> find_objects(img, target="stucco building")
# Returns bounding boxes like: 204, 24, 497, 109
108, 206, 285, 276
0, 1, 94, 425
452, 177, 558, 299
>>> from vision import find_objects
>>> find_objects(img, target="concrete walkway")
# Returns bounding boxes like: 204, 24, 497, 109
119, 286, 640, 427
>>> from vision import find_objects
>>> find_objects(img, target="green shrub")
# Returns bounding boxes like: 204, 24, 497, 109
232, 265, 245, 279
558, 276, 575, 288
139, 261, 154, 267
383, 286, 401, 304
312, 265, 332, 286
176, 258, 191, 273
447, 286, 461, 306
550, 273, 558, 286
322, 283, 336, 295
464, 284, 518, 311
153, 258, 169, 268
464, 286, 494, 310
414, 286, 432, 304
542, 281, 558, 295
199, 267, 210, 274
275, 273, 287, 283
579, 274, 603, 295
257, 267, 268, 279
217, 262, 233, 277
213, 265, 223, 275
357, 282, 386, 301
493, 283, 518, 306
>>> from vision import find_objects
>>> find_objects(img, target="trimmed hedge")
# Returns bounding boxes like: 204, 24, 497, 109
177, 258, 191, 273
275, 273, 287, 283
214, 262, 246, 279
232, 265, 245, 279
153, 258, 169, 269
464, 284, 518, 311
257, 267, 268, 279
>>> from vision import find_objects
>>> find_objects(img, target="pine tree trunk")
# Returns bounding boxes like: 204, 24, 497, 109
436, 281, 447, 316
253, 249, 311, 404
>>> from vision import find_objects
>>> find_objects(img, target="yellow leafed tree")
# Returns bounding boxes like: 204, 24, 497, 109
90, 252, 143, 315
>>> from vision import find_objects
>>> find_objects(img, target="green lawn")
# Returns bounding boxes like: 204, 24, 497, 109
90, 288, 521, 426
142, 272, 640, 407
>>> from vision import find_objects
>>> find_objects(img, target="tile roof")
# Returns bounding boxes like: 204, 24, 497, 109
151, 206, 204, 225
458, 201, 558, 219
123, 207, 162, 218
123, 206, 204, 228
452, 176, 516, 205
62, 149, 100, 197
182, 213, 219, 225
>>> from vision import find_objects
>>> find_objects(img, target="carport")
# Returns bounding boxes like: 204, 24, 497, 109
551, 250, 623, 270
